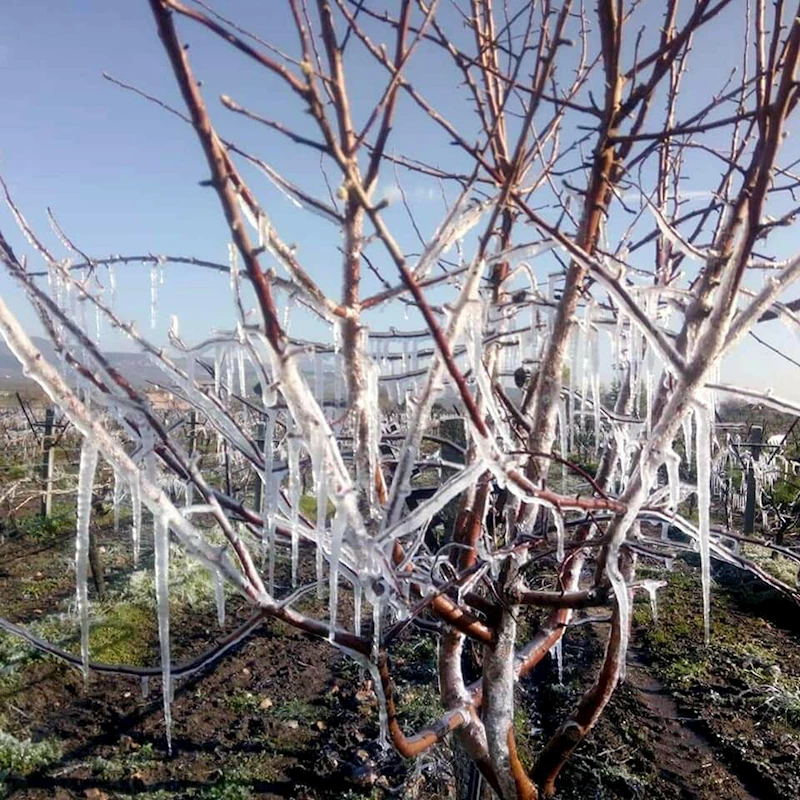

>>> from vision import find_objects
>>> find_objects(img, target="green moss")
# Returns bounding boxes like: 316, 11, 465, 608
299, 493, 334, 522
299, 493, 318, 520
513, 706, 536, 772
89, 603, 155, 666
770, 479, 799, 505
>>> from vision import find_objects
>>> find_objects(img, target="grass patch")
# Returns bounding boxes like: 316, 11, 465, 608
637, 562, 800, 733
271, 697, 319, 725
225, 690, 265, 714
0, 729, 61, 782
0, 614, 74, 675
740, 543, 798, 586
90, 742, 156, 781
127, 545, 215, 612
395, 683, 442, 732
10, 509, 74, 542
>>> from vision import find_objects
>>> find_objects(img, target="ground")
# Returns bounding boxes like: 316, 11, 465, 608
1, 516, 799, 799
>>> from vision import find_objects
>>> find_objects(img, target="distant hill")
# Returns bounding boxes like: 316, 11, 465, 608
0, 336, 168, 388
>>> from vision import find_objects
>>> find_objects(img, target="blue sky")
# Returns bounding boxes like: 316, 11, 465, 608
1, 0, 798, 400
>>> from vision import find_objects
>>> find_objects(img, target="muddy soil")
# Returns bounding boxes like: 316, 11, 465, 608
1, 524, 799, 799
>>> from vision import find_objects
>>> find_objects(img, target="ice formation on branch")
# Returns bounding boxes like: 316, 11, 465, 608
75, 442, 98, 684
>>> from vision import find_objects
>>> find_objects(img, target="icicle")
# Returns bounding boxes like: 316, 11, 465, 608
579, 307, 590, 437
283, 293, 296, 332
66, 271, 76, 320
682, 411, 693, 464
553, 509, 565, 563
75, 443, 99, 685
366, 361, 382, 508
606, 540, 630, 683
214, 571, 226, 627
640, 580, 665, 624
568, 331, 577, 453
353, 581, 362, 636
287, 430, 301, 588
696, 403, 712, 645
372, 593, 383, 661
228, 241, 239, 293
261, 412, 277, 587
79, 287, 89, 338
131, 470, 142, 567
225, 350, 233, 395
550, 639, 564, 683
614, 310, 627, 381
558, 396, 568, 459
591, 326, 601, 454
547, 273, 557, 328
665, 449, 681, 510
645, 350, 654, 436
213, 347, 223, 396
237, 347, 246, 397
108, 263, 117, 310
314, 349, 323, 403
332, 320, 341, 354
342, 655, 390, 751
311, 432, 327, 599
112, 467, 122, 533
328, 506, 346, 641
555, 401, 567, 490
141, 675, 150, 700
150, 262, 158, 329
153, 512, 172, 754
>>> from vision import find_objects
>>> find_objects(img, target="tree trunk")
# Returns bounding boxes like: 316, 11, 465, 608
88, 526, 105, 597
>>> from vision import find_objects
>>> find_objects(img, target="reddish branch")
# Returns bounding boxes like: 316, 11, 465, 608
148, 0, 284, 351
377, 651, 472, 758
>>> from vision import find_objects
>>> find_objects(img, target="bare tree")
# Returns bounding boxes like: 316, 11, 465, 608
2, 1, 800, 797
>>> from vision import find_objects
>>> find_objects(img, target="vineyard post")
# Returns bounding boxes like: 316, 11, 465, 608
254, 418, 264, 514
39, 405, 55, 519
744, 425, 763, 535
187, 408, 197, 506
